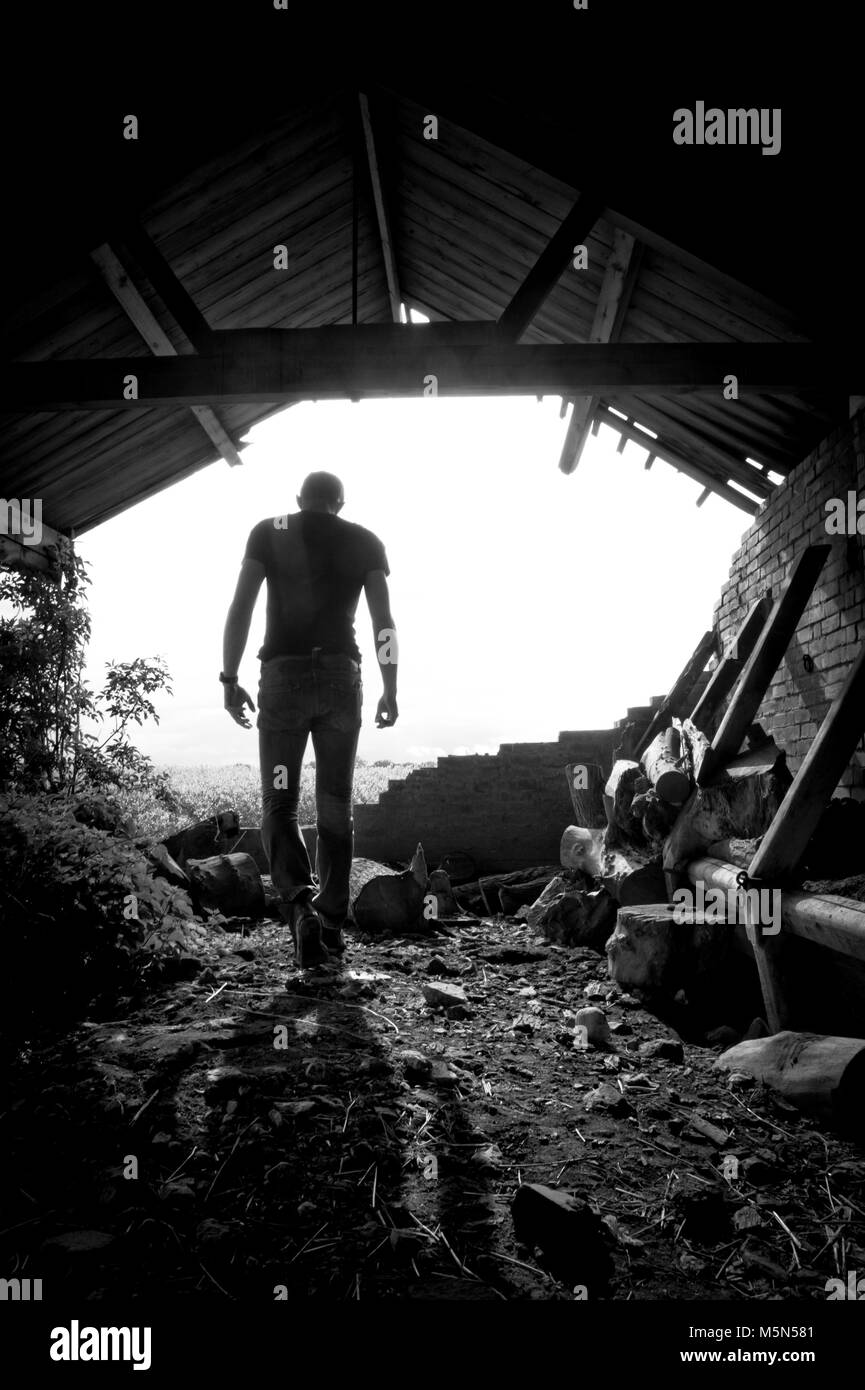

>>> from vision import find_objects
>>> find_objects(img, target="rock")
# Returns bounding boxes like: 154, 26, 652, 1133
732, 1205, 764, 1232
608, 1019, 632, 1036
421, 981, 468, 1009
42, 1230, 116, 1256
338, 979, 374, 999
510, 1013, 539, 1033
447, 1004, 473, 1020
584, 1083, 631, 1116
511, 1183, 614, 1292
429, 1060, 459, 1087
359, 1057, 390, 1077
670, 1183, 733, 1244
640, 1038, 684, 1063
425, 955, 459, 976
204, 1066, 252, 1103
195, 1218, 235, 1248
272, 1099, 318, 1118
477, 946, 548, 965
572, 1007, 612, 1048
741, 1153, 778, 1186
160, 954, 203, 981
526, 878, 616, 949
471, 1144, 503, 1171
400, 1050, 432, 1082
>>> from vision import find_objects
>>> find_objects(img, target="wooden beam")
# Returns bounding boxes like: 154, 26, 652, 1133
747, 641, 865, 886
358, 93, 401, 323
0, 517, 67, 577
119, 223, 215, 355
559, 230, 641, 473
90, 243, 245, 467
689, 856, 865, 965
3, 334, 856, 412
633, 630, 717, 759
698, 545, 831, 786
497, 191, 605, 341
690, 593, 772, 733
589, 406, 759, 514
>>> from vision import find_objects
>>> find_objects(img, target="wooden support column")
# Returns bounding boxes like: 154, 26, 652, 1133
698, 545, 831, 786
558, 229, 641, 473
633, 630, 717, 759
358, 92, 402, 323
690, 593, 772, 733
747, 640, 865, 885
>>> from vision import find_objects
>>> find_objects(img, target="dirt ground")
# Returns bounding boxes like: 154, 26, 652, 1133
3, 910, 864, 1302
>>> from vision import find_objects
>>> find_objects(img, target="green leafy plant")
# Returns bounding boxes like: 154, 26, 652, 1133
0, 542, 178, 816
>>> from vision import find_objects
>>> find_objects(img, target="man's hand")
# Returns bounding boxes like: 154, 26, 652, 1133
375, 693, 399, 728
224, 683, 255, 728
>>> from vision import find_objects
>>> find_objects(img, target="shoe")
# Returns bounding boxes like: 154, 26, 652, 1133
318, 916, 347, 954
291, 902, 330, 969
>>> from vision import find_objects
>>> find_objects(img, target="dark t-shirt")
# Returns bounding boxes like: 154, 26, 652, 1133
244, 512, 389, 662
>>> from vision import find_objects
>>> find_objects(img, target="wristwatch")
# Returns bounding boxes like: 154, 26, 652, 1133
219, 672, 239, 685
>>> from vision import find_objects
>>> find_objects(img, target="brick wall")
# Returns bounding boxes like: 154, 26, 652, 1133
353, 729, 616, 873
713, 406, 865, 797
354, 408, 865, 871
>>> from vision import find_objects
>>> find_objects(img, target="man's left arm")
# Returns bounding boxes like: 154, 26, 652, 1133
222, 557, 265, 728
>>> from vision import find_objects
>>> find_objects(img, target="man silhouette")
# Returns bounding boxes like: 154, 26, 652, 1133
221, 472, 398, 966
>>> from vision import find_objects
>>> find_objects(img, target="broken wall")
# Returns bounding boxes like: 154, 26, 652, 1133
353, 730, 616, 872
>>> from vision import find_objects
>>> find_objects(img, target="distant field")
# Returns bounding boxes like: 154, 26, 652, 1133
124, 760, 431, 840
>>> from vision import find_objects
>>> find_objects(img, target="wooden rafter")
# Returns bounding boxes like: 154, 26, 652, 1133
497, 191, 606, 341
589, 406, 760, 514
89, 243, 245, 468
358, 92, 401, 323
559, 229, 642, 474
119, 224, 215, 355
3, 334, 858, 412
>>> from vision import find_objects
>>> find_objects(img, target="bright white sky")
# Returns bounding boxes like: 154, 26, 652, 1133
76, 388, 753, 766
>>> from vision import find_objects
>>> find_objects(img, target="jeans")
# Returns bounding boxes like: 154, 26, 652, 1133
257, 650, 362, 922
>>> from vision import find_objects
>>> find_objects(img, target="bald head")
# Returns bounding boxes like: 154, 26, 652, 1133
297, 471, 344, 513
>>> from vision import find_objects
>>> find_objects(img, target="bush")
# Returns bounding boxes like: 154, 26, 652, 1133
0, 792, 197, 1044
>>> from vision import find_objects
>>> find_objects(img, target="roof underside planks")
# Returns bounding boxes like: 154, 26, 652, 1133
0, 87, 853, 543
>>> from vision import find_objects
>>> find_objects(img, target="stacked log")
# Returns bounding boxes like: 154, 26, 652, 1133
663, 738, 792, 873
185, 852, 265, 917
349, 844, 428, 932
161, 811, 240, 868
566, 762, 607, 828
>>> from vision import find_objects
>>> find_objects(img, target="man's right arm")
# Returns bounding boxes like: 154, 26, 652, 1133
364, 568, 398, 728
